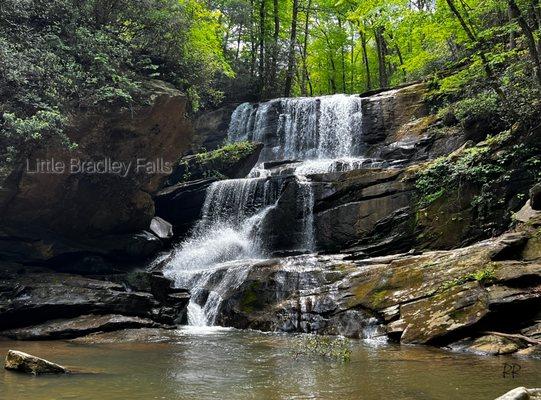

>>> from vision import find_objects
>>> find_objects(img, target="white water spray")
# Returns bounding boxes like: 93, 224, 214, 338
165, 94, 368, 326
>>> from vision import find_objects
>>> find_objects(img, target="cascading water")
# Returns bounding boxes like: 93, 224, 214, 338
227, 94, 364, 162
164, 93, 369, 327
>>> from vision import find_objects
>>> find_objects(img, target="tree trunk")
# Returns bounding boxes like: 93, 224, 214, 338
445, 0, 506, 100
338, 18, 347, 93
360, 29, 371, 91
374, 27, 388, 88
300, 0, 312, 95
258, 0, 266, 97
508, 0, 541, 86
267, 0, 280, 96
250, 0, 257, 78
284, 0, 299, 97
236, 23, 243, 60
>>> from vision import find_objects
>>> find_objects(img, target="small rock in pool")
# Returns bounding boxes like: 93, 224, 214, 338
495, 387, 541, 400
4, 350, 68, 375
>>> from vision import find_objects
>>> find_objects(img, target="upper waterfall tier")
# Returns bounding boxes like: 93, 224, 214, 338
227, 94, 363, 162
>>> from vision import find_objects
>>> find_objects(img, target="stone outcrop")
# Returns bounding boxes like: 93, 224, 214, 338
0, 265, 189, 340
154, 143, 263, 235
4, 350, 68, 375
165, 142, 263, 187
1, 314, 165, 340
0, 80, 194, 266
180, 204, 541, 355
531, 184, 541, 210
360, 83, 429, 147
312, 168, 415, 252
192, 104, 239, 151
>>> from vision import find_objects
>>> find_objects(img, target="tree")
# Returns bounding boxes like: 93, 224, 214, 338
284, 0, 300, 97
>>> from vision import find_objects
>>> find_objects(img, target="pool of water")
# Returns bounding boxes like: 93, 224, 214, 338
1, 327, 539, 400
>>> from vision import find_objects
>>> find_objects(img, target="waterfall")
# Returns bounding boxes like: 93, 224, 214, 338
296, 176, 315, 253
165, 93, 370, 327
227, 94, 364, 162
163, 178, 279, 326
165, 178, 278, 276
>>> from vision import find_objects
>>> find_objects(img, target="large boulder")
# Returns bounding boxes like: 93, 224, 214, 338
4, 350, 68, 375
1, 314, 164, 340
0, 80, 194, 265
0, 265, 189, 332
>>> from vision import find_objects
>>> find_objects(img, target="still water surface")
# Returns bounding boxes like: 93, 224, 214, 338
1, 327, 539, 400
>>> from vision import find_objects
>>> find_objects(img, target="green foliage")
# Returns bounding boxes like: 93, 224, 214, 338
415, 128, 541, 232
441, 266, 496, 290
452, 92, 500, 125
0, 0, 231, 168
195, 141, 258, 165
291, 335, 352, 362
175, 141, 258, 183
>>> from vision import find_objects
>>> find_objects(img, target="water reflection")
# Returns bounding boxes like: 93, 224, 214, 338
0, 329, 539, 400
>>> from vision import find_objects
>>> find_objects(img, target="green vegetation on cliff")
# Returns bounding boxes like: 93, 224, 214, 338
172, 141, 260, 183
415, 128, 541, 244
0, 0, 231, 167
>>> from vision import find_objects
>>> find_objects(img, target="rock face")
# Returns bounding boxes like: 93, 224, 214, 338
0, 80, 194, 266
531, 184, 541, 210
180, 212, 541, 352
154, 178, 217, 236
4, 350, 68, 375
0, 265, 189, 340
192, 104, 239, 150
1, 314, 164, 340
360, 83, 428, 148
154, 143, 263, 235
312, 168, 415, 252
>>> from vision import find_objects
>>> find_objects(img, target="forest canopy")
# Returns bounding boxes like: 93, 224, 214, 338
1, 0, 541, 167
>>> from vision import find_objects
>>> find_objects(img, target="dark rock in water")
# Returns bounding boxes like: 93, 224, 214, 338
531, 184, 541, 210
0, 314, 166, 340
150, 217, 174, 240
262, 159, 300, 169
154, 178, 217, 235
0, 269, 187, 331
450, 335, 526, 356
4, 350, 68, 375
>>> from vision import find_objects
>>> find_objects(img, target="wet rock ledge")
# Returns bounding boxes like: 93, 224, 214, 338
186, 200, 541, 357
0, 267, 189, 340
